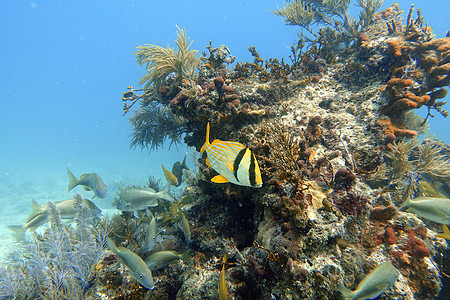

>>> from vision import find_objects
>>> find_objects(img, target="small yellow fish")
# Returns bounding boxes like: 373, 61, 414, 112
219, 254, 227, 300
162, 164, 178, 185
178, 210, 191, 242
200, 122, 262, 188
437, 224, 450, 240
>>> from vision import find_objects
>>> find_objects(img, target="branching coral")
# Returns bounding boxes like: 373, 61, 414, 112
379, 5, 449, 137
135, 26, 200, 94
261, 123, 305, 187
273, 0, 384, 48
201, 41, 235, 70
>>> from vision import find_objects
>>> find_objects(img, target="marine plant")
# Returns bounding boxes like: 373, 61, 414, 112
273, 0, 384, 49
0, 194, 109, 300
135, 25, 200, 94
369, 138, 450, 203
129, 105, 188, 151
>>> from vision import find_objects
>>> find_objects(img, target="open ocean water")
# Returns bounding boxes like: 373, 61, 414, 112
0, 0, 449, 298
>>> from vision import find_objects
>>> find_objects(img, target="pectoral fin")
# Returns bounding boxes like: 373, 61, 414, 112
211, 175, 230, 183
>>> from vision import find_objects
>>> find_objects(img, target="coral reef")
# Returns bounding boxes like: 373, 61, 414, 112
115, 4, 450, 296
2, 2, 450, 300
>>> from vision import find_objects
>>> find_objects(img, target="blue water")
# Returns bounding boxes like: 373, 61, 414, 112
0, 0, 448, 256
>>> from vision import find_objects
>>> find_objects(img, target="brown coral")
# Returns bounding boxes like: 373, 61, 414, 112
377, 118, 418, 139
379, 10, 449, 140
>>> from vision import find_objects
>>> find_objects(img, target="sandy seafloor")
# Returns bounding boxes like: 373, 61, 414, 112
0, 146, 187, 262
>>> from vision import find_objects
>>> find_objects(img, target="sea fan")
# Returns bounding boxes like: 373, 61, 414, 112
136, 25, 200, 93
273, 0, 383, 46
0, 194, 109, 299
129, 105, 187, 150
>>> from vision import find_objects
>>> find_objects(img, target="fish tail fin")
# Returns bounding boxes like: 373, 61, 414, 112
200, 122, 210, 154
106, 237, 118, 252
146, 208, 154, 219
437, 224, 450, 239
67, 168, 79, 192
158, 183, 176, 202
399, 197, 413, 211
7, 225, 26, 241
338, 285, 355, 300
182, 155, 189, 169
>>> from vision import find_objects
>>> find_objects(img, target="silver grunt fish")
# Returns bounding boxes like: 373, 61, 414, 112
106, 237, 154, 290
115, 183, 175, 211
400, 196, 450, 224
26, 198, 102, 222
145, 249, 190, 270
67, 168, 107, 198
338, 261, 399, 300
8, 214, 49, 241
145, 209, 160, 252
8, 198, 102, 241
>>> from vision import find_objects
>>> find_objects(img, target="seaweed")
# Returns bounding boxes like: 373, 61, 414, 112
147, 175, 162, 192
135, 26, 200, 95
0, 194, 109, 300
129, 105, 188, 151
272, 0, 383, 50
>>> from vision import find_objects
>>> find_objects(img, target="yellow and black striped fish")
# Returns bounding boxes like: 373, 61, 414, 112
200, 123, 262, 188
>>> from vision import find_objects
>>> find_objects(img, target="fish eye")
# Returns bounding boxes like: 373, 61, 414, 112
139, 274, 144, 278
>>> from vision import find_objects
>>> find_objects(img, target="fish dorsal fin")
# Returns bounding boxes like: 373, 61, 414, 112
205, 156, 212, 168
31, 199, 42, 214
79, 174, 89, 180
211, 139, 223, 145
201, 122, 211, 154
211, 175, 230, 183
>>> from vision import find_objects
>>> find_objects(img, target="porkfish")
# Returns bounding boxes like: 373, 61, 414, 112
338, 261, 399, 300
106, 237, 154, 289
200, 122, 262, 188
67, 168, 107, 198
400, 196, 450, 225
